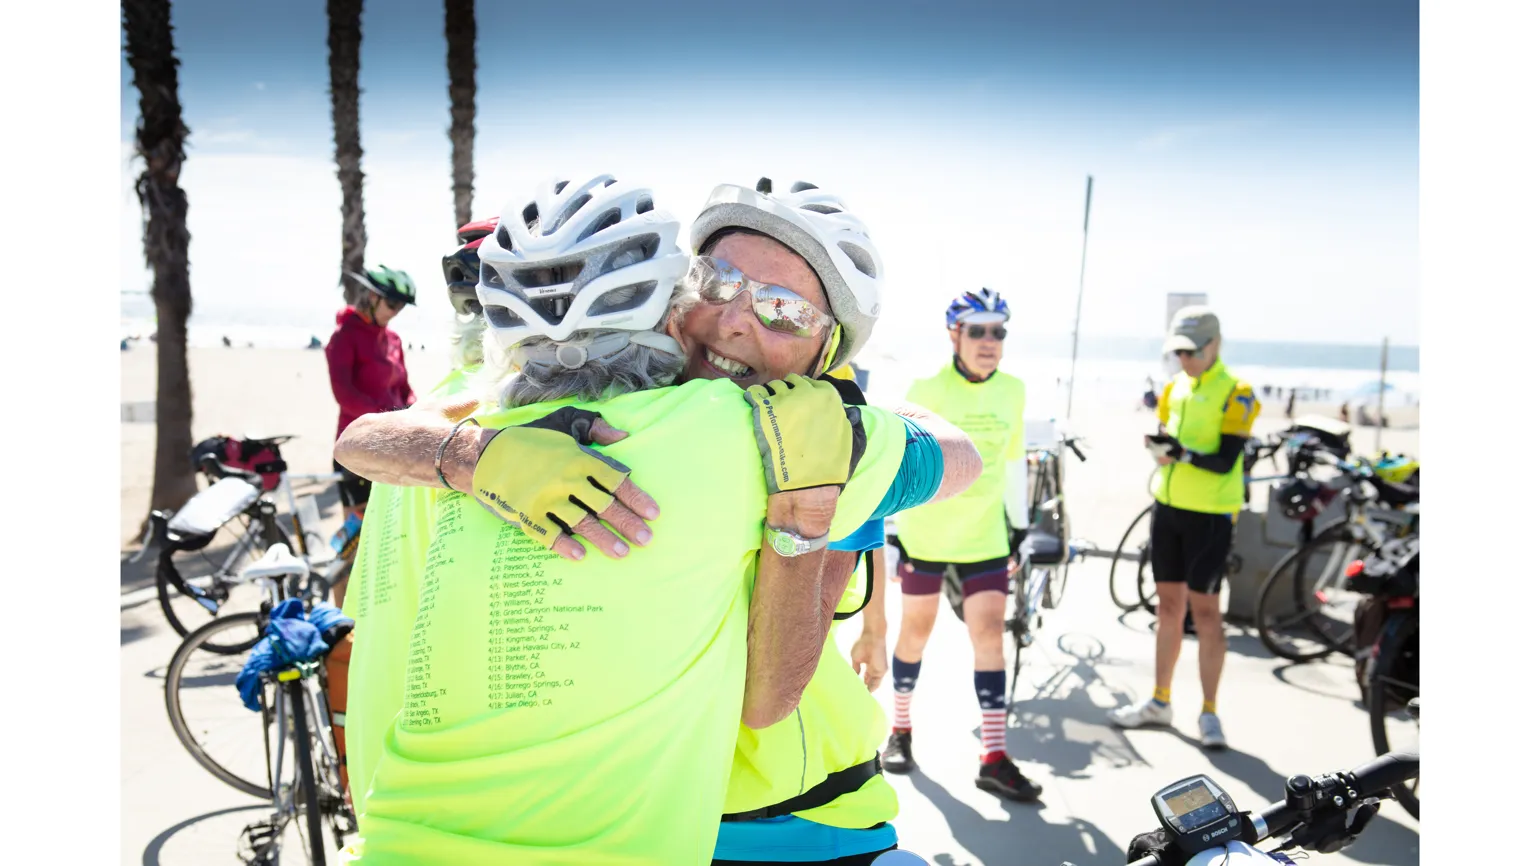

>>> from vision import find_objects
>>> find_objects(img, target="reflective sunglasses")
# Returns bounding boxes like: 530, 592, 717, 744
687, 256, 834, 339
963, 324, 1007, 341
1172, 340, 1211, 359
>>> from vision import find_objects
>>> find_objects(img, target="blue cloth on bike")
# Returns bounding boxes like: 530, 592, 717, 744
235, 600, 355, 711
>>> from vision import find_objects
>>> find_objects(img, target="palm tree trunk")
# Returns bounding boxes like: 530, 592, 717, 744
445, 0, 477, 230
124, 0, 197, 519
328, 0, 368, 304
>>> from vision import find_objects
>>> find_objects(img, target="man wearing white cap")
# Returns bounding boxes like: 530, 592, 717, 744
1109, 306, 1259, 749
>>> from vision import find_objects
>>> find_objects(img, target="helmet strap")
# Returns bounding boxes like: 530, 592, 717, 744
810, 323, 843, 377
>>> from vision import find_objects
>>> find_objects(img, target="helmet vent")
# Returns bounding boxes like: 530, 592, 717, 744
838, 241, 878, 279
635, 196, 654, 214
601, 235, 659, 276
789, 181, 819, 193
578, 208, 622, 243
485, 306, 525, 329
586, 281, 656, 317
800, 204, 840, 215
546, 193, 592, 235
554, 180, 570, 195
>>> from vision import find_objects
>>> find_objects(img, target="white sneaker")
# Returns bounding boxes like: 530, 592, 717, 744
1198, 712, 1228, 750
1108, 698, 1174, 729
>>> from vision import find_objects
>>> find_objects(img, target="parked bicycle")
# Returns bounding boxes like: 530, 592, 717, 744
137, 434, 355, 653
163, 543, 355, 865
1344, 541, 1419, 818
1000, 428, 1092, 705
1253, 438, 1419, 663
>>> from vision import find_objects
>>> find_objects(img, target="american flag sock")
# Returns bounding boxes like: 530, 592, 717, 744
891, 656, 921, 731
976, 669, 1008, 762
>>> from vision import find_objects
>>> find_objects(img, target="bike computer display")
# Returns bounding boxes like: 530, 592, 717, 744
1151, 775, 1244, 855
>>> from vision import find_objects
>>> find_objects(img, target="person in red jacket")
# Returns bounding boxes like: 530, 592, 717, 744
325, 266, 418, 600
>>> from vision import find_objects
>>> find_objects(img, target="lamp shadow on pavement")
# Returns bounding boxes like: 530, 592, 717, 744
141, 803, 269, 866
1002, 633, 1147, 782
910, 767, 1122, 866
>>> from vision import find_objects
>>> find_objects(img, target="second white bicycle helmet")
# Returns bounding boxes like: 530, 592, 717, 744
690, 178, 883, 371
476, 174, 689, 369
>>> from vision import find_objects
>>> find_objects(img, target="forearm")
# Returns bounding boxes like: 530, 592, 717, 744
893, 402, 981, 500
742, 489, 840, 729
1181, 434, 1249, 474
333, 396, 488, 489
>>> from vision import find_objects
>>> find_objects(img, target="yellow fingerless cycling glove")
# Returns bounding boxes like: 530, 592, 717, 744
743, 374, 869, 494
471, 407, 630, 547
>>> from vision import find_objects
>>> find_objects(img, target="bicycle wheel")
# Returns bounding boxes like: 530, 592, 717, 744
1005, 565, 1033, 707
157, 517, 287, 652
1042, 461, 1071, 609
164, 613, 274, 798
1253, 520, 1359, 662
1109, 503, 1154, 611
1369, 610, 1418, 819
287, 679, 332, 865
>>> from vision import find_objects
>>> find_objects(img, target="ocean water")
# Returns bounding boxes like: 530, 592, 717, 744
121, 292, 1419, 411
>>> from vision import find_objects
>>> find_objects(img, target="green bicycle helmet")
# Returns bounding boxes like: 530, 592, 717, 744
346, 265, 418, 306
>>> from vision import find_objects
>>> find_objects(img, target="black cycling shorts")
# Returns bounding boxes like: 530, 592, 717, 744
334, 459, 372, 509
1149, 502, 1233, 595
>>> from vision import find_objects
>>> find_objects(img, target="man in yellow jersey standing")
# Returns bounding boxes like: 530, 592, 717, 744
1108, 306, 1260, 750
881, 288, 1042, 802
342, 176, 919, 866
338, 180, 983, 865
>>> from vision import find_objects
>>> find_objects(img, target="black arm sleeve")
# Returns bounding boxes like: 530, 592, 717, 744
1185, 434, 1249, 474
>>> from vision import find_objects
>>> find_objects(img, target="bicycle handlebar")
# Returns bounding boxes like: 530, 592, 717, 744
1067, 439, 1087, 462
1120, 751, 1418, 866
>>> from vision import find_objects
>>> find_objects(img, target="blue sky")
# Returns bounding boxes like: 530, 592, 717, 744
119, 0, 1419, 353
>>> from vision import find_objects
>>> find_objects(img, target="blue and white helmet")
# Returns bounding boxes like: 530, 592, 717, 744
945, 288, 1010, 329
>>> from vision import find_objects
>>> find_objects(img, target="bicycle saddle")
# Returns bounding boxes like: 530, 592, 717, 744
242, 543, 310, 581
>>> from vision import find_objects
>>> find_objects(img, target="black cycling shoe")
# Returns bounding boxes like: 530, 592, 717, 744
975, 754, 1043, 802
880, 730, 915, 774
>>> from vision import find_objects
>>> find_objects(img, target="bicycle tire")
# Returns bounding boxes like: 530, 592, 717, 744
1006, 563, 1032, 707
164, 612, 271, 797
288, 678, 332, 865
1109, 503, 1154, 611
157, 518, 292, 652
1368, 610, 1419, 819
1252, 528, 1341, 662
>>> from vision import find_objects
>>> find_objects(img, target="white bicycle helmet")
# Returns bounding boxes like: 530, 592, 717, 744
690, 178, 883, 371
476, 175, 689, 369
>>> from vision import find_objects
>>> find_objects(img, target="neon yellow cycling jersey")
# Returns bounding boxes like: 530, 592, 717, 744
895, 364, 1025, 562
345, 377, 904, 865
342, 366, 480, 809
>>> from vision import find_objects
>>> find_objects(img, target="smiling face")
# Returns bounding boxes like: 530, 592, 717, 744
678, 232, 833, 387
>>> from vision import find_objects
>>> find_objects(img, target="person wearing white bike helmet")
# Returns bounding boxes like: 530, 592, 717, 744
341, 174, 936, 866
883, 288, 1041, 802
336, 178, 982, 865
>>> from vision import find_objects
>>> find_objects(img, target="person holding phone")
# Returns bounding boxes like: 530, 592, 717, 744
1110, 306, 1260, 749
